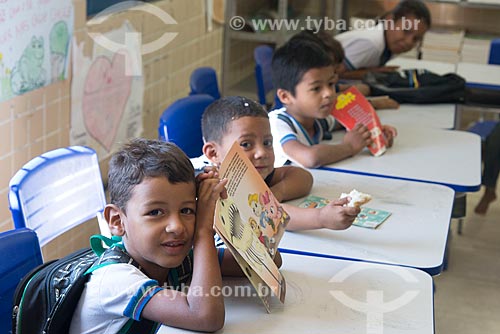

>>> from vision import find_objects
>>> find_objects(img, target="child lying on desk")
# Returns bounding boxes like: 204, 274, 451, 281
335, 0, 431, 80
269, 36, 397, 168
70, 138, 276, 334
198, 96, 359, 231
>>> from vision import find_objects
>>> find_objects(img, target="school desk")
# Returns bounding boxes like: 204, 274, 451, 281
322, 124, 481, 193
377, 103, 456, 129
158, 253, 434, 334
386, 58, 456, 75
456, 62, 500, 91
278, 169, 453, 275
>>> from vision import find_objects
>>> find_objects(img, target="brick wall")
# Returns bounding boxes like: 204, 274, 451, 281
0, 0, 224, 260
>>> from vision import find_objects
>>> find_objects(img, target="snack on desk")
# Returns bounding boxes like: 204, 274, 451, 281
340, 189, 372, 207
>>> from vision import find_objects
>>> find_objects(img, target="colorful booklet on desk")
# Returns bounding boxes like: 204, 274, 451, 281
214, 141, 289, 312
331, 86, 387, 157
298, 195, 391, 229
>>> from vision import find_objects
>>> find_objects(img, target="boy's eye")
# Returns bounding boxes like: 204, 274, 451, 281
181, 207, 196, 215
311, 86, 320, 92
148, 209, 163, 217
264, 139, 273, 147
240, 141, 252, 149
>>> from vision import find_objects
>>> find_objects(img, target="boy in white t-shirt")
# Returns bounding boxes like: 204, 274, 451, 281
70, 139, 247, 334
269, 38, 397, 168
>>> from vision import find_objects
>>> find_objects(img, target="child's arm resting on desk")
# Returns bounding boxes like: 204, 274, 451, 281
283, 197, 360, 231
269, 166, 313, 202
142, 177, 227, 332
282, 124, 372, 168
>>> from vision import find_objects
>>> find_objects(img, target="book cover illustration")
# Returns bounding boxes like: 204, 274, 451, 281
298, 195, 391, 229
331, 86, 387, 156
214, 142, 289, 311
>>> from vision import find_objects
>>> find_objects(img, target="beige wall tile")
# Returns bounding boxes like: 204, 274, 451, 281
73, 0, 87, 30
13, 114, 29, 150
45, 102, 60, 134
60, 97, 71, 128
0, 190, 10, 227
0, 121, 12, 157
27, 90, 44, 111
30, 140, 44, 158
30, 108, 44, 142
44, 85, 62, 105
44, 133, 60, 152
13, 147, 30, 172
0, 101, 12, 123
0, 155, 12, 194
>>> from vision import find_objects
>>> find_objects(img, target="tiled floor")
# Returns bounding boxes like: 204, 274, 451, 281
434, 189, 500, 333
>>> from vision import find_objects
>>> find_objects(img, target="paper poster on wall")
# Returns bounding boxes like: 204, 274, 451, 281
0, 0, 74, 102
70, 21, 143, 160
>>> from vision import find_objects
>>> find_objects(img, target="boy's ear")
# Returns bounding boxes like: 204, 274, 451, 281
104, 204, 126, 236
203, 141, 221, 164
277, 88, 293, 105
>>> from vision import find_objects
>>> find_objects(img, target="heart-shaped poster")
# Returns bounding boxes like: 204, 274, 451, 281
82, 50, 132, 151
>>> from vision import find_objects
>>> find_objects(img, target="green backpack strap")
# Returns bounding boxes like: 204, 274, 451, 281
89, 234, 123, 256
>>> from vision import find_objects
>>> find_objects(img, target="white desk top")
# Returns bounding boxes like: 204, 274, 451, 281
377, 103, 456, 129
387, 58, 456, 75
280, 169, 453, 275
325, 125, 481, 192
159, 253, 434, 334
456, 62, 500, 89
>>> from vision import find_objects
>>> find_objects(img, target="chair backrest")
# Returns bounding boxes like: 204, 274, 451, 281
0, 228, 43, 333
254, 45, 275, 106
189, 67, 221, 100
488, 38, 500, 65
8, 146, 109, 247
468, 120, 499, 141
158, 94, 215, 158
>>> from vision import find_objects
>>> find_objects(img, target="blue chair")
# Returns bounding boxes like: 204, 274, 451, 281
254, 45, 275, 106
189, 67, 221, 100
468, 120, 499, 141
8, 146, 110, 247
0, 228, 43, 333
158, 94, 215, 158
488, 38, 500, 65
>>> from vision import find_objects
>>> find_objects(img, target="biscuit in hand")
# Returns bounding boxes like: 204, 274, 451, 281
340, 189, 372, 207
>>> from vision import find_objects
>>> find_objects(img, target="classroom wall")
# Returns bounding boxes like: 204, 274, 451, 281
0, 0, 224, 260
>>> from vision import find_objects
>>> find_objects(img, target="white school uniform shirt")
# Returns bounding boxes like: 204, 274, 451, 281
69, 264, 162, 334
336, 23, 387, 70
269, 107, 335, 167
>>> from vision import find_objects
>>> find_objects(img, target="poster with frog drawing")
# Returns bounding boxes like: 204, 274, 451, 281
214, 142, 290, 312
0, 0, 73, 102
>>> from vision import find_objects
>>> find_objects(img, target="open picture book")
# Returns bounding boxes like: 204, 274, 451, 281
331, 86, 387, 156
214, 142, 289, 312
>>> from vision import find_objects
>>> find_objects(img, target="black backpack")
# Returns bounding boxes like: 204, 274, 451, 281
12, 236, 157, 334
363, 69, 466, 104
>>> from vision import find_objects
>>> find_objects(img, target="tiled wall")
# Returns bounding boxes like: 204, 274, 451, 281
0, 0, 225, 260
